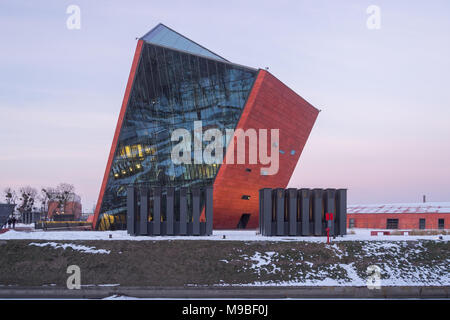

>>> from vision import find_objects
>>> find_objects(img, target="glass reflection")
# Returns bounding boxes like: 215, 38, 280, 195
98, 41, 257, 229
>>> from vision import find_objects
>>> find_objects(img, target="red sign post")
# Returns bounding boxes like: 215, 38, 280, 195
325, 212, 334, 244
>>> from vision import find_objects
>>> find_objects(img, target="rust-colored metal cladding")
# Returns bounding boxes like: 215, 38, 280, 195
93, 40, 144, 230
213, 70, 319, 229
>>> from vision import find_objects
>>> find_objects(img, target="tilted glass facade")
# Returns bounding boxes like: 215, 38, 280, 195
141, 24, 228, 62
97, 41, 257, 229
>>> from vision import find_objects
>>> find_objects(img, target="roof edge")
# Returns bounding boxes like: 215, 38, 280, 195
140, 23, 230, 63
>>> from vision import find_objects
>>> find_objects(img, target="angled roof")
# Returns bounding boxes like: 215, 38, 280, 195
141, 23, 228, 62
348, 202, 450, 214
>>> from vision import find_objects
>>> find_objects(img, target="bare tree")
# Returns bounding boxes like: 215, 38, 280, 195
17, 186, 38, 217
40, 187, 58, 219
4, 187, 18, 204
40, 183, 79, 219
56, 183, 76, 214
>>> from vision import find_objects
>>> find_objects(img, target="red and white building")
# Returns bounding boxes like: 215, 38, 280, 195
347, 202, 450, 230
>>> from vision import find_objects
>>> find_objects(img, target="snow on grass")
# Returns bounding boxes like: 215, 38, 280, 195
329, 243, 346, 259
28, 242, 110, 254
221, 260, 449, 287
361, 242, 402, 257
338, 263, 366, 286
220, 240, 449, 287
246, 252, 280, 275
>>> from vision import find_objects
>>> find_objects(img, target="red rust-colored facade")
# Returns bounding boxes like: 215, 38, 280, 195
47, 201, 82, 220
93, 40, 144, 230
213, 70, 319, 229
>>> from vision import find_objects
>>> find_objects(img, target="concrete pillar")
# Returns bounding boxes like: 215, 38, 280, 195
127, 186, 137, 236
260, 188, 272, 236
152, 187, 161, 235
192, 188, 200, 235
312, 189, 323, 236
140, 188, 149, 235
324, 189, 336, 236
287, 188, 297, 235
299, 189, 311, 235
259, 189, 263, 235
205, 186, 213, 236
336, 189, 347, 235
166, 187, 174, 235
179, 187, 187, 235
274, 188, 285, 236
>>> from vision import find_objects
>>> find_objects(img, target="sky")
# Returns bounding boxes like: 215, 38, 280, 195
0, 0, 449, 212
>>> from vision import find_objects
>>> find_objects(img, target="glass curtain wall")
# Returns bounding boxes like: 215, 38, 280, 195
98, 42, 257, 229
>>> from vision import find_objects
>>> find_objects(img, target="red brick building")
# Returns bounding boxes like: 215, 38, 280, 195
347, 202, 450, 230
47, 198, 82, 221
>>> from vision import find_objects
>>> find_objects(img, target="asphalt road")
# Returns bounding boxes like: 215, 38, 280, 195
0, 286, 448, 299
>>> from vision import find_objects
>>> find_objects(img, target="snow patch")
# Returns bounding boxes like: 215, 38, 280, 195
28, 242, 110, 254
243, 251, 280, 275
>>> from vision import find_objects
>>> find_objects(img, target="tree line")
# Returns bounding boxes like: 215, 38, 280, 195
3, 183, 80, 219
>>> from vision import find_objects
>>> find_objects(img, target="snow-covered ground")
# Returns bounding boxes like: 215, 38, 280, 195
223, 243, 450, 287
0, 228, 448, 288
0, 228, 448, 242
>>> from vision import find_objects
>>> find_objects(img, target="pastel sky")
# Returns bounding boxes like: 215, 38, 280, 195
1, 0, 449, 212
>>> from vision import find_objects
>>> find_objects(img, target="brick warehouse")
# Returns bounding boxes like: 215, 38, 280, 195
347, 202, 450, 230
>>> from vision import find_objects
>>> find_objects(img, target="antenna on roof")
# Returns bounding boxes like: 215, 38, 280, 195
265, 67, 269, 70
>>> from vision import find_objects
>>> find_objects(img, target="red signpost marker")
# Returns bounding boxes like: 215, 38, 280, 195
326, 227, 330, 244
325, 212, 334, 244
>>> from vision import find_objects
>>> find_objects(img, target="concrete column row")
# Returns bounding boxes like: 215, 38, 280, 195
259, 188, 347, 236
127, 186, 213, 237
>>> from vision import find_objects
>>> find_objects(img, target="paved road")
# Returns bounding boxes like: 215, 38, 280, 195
0, 286, 448, 299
